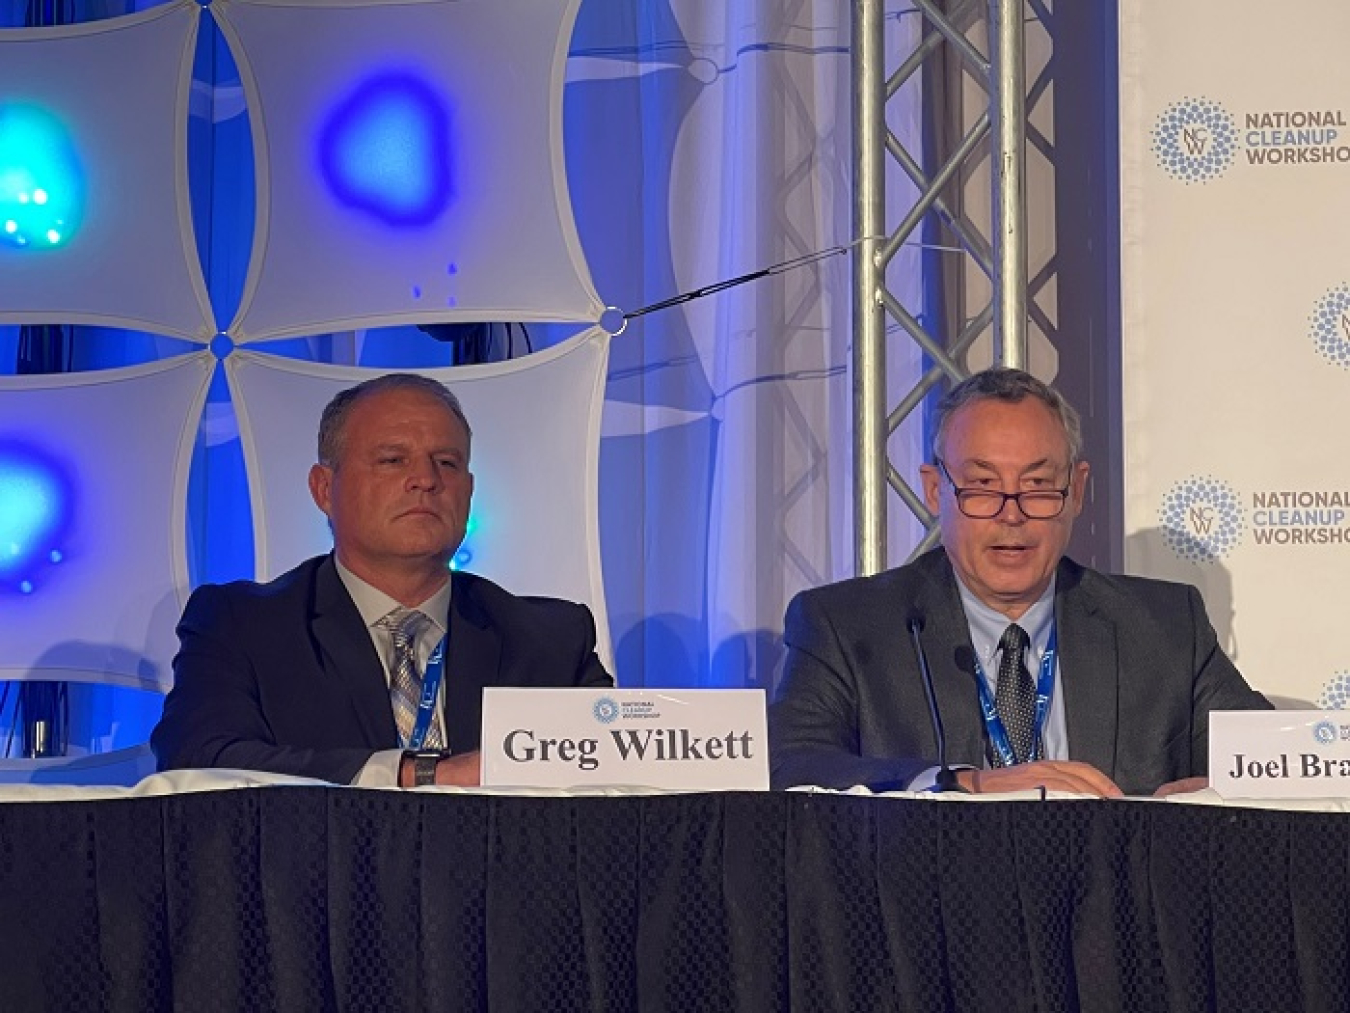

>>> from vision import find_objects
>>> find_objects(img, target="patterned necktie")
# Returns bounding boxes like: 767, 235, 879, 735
993, 623, 1037, 765
377, 607, 443, 749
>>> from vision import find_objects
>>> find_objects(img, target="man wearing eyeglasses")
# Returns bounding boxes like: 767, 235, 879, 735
768, 367, 1269, 797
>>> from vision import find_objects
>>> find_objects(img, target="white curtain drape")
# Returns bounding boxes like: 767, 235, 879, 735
571, 0, 924, 690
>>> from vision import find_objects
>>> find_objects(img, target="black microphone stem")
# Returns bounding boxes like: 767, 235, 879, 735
908, 615, 968, 794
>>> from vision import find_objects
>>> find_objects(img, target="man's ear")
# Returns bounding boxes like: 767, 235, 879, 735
308, 463, 333, 516
1068, 459, 1091, 517
919, 463, 942, 514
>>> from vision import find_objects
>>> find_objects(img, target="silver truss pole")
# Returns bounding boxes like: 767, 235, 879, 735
852, 0, 886, 577
989, 0, 1028, 367
853, 0, 1044, 569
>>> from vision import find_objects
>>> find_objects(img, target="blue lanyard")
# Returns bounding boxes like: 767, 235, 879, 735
973, 624, 1057, 766
406, 634, 447, 750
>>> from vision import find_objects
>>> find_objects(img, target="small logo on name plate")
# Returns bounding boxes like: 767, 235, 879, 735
592, 697, 620, 724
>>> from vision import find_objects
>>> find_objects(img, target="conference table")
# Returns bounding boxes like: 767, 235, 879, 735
0, 772, 1345, 1012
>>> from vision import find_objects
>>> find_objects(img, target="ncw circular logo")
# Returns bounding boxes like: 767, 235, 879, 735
1151, 98, 1238, 184
1159, 477, 1243, 562
1318, 672, 1350, 710
1310, 283, 1350, 368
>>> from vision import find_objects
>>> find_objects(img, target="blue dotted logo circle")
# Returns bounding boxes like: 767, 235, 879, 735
1159, 477, 1244, 562
1314, 719, 1338, 746
592, 697, 619, 724
1151, 98, 1238, 183
1318, 672, 1350, 710
1310, 284, 1350, 368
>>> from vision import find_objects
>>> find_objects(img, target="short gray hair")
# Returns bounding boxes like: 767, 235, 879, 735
932, 368, 1082, 462
317, 373, 472, 467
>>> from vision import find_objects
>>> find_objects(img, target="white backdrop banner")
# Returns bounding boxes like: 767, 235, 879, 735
1120, 0, 1350, 708
0, 2, 212, 339
0, 353, 214, 691
213, 0, 602, 342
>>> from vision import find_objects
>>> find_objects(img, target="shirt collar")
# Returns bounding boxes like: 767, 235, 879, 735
954, 573, 1056, 669
334, 557, 451, 638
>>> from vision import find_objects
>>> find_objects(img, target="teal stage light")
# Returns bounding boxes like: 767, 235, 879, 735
449, 514, 477, 571
0, 104, 85, 251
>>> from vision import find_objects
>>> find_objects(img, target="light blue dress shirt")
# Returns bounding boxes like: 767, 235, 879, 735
954, 576, 1067, 764
907, 576, 1067, 790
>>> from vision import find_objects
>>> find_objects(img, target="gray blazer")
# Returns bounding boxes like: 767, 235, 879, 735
768, 549, 1270, 795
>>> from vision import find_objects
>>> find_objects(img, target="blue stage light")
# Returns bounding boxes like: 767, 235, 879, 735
0, 443, 73, 591
0, 105, 84, 251
317, 72, 453, 227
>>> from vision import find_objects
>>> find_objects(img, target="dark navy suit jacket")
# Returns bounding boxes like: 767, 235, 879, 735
152, 554, 612, 783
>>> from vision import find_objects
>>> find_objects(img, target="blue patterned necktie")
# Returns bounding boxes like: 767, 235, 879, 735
377, 607, 443, 749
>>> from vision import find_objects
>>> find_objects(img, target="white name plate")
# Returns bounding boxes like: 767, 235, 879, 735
481, 688, 768, 790
1211, 710, 1350, 798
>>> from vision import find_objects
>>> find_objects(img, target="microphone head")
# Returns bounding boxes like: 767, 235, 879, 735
905, 608, 925, 634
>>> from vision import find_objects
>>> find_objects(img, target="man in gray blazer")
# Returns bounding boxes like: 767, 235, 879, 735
769, 368, 1268, 797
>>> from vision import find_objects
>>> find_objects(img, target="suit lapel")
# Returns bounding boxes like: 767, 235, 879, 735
1055, 561, 1119, 776
444, 573, 503, 752
312, 556, 398, 747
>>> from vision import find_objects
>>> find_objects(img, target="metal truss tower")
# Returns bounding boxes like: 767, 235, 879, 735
852, 0, 1057, 575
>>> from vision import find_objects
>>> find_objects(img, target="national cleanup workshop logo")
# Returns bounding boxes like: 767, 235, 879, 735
1160, 476, 1243, 561
1161, 475, 1350, 561
1310, 283, 1350, 368
1152, 98, 1238, 183
1153, 97, 1350, 182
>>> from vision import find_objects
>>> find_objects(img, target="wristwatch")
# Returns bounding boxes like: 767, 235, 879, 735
406, 749, 446, 787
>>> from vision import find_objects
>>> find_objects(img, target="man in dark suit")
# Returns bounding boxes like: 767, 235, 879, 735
769, 368, 1268, 797
152, 373, 611, 787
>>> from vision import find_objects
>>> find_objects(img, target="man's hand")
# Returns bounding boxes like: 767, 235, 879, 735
956, 760, 1123, 798
434, 750, 482, 787
1153, 776, 1207, 798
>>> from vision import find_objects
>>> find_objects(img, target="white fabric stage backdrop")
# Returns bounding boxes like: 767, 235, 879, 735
0, 354, 214, 691
1120, 0, 1350, 708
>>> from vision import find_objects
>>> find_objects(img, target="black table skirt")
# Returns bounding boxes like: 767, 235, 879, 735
1, 789, 1345, 1012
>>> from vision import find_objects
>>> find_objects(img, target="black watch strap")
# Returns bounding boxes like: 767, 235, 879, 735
408, 750, 444, 787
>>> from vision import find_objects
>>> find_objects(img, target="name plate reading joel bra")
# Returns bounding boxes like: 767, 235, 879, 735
1211, 710, 1350, 799
481, 688, 768, 790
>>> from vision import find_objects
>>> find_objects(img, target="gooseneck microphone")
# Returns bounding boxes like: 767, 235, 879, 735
907, 610, 968, 793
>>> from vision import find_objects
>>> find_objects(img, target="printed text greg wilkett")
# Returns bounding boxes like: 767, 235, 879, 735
501, 727, 757, 771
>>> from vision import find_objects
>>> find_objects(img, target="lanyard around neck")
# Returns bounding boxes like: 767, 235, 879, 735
406, 634, 448, 750
972, 624, 1057, 766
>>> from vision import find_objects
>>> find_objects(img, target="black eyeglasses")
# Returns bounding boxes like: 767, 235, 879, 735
936, 459, 1071, 520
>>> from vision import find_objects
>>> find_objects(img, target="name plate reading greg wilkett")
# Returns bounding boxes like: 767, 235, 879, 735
1211, 710, 1350, 799
481, 688, 769, 790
